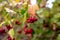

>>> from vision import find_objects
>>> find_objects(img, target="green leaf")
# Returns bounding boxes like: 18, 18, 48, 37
0, 0, 3, 2
20, 9, 26, 15
8, 29, 14, 39
56, 34, 60, 40
45, 30, 53, 36
22, 11, 28, 24
37, 0, 41, 5
36, 9, 44, 14
43, 9, 49, 17
0, 21, 5, 27
57, 22, 60, 26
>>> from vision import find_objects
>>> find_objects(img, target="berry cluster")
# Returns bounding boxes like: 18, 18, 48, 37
27, 17, 37, 23
15, 20, 20, 25
7, 35, 15, 40
17, 25, 33, 35
0, 27, 6, 34
6, 24, 12, 30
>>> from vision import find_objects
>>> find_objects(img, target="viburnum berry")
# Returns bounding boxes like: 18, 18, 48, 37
0, 27, 6, 34
33, 18, 37, 21
15, 20, 20, 25
27, 17, 37, 23
17, 29, 22, 34
24, 24, 28, 29
24, 28, 33, 34
7, 35, 12, 40
6, 24, 12, 30
7, 35, 15, 40
43, 23, 49, 27
27, 19, 33, 23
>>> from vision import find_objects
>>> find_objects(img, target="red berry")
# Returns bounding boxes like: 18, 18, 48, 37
7, 35, 15, 40
43, 24, 49, 27
27, 17, 37, 23
15, 20, 20, 25
34, 18, 37, 21
24, 25, 28, 29
0, 28, 5, 34
6, 24, 12, 30
13, 38, 15, 40
27, 28, 33, 34
27, 19, 33, 23
24, 28, 33, 34
27, 17, 32, 23
17, 30, 22, 34
31, 17, 37, 22
7, 35, 12, 40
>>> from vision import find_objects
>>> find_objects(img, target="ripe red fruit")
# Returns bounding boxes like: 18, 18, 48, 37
24, 25, 28, 29
24, 28, 33, 34
13, 38, 15, 40
17, 30, 22, 34
27, 17, 37, 23
33, 18, 37, 21
6, 24, 12, 30
27, 19, 31, 23
15, 20, 20, 25
0, 27, 6, 34
7, 35, 15, 40
43, 24, 49, 27
7, 35, 12, 40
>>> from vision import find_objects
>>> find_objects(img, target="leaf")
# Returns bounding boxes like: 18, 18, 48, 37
42, 9, 49, 17
36, 9, 44, 14
23, 11, 27, 24
0, 19, 10, 27
44, 30, 53, 36
20, 9, 26, 15
1, 9, 7, 16
0, 0, 3, 2
37, 0, 41, 4
8, 29, 14, 39
56, 34, 60, 40
0, 21, 5, 27
56, 22, 60, 26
